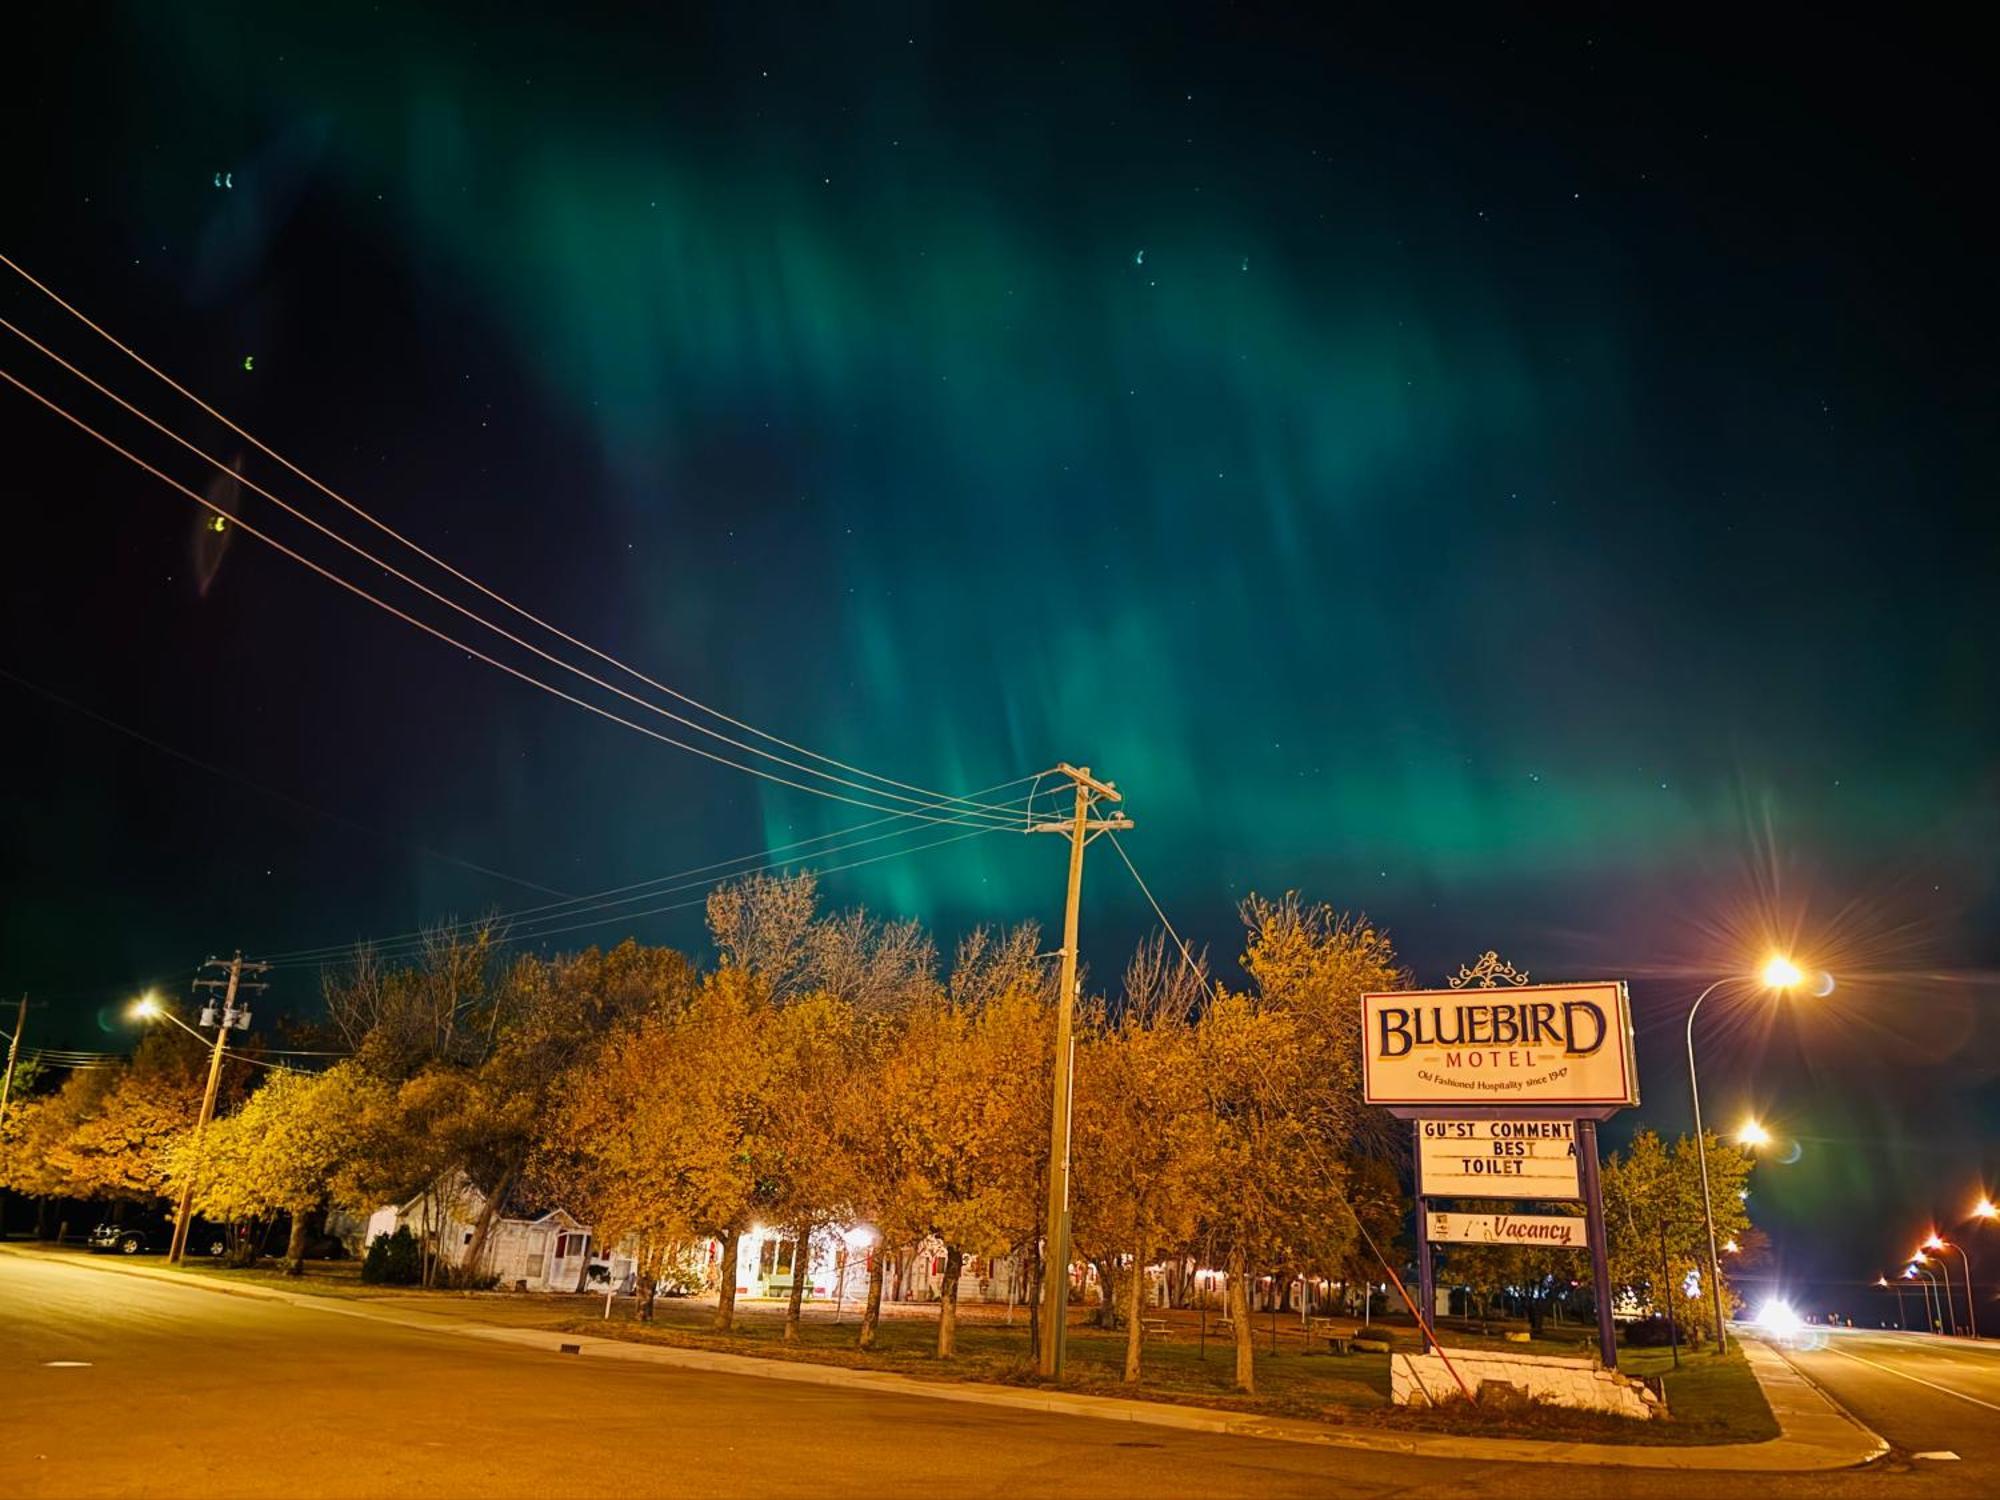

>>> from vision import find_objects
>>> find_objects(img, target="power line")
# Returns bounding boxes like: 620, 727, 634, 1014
0, 361, 1038, 830
0, 314, 1027, 831
1107, 832, 1220, 1006
276, 819, 1013, 970
259, 773, 1061, 966
0, 252, 1026, 826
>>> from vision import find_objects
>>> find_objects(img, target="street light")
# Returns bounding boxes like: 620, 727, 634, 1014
1735, 1119, 1772, 1149
1687, 955, 1810, 1352
1906, 1263, 1944, 1334
129, 990, 162, 1020
1877, 1274, 1910, 1331
1925, 1235, 1977, 1341
1974, 1197, 1997, 1222
1914, 1246, 1959, 1336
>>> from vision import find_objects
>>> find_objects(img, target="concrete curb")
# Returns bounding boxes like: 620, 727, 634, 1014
1, 1246, 1887, 1469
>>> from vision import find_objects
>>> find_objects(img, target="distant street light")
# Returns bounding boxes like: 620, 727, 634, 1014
1735, 1120, 1772, 1149
1687, 956, 1810, 1352
1906, 1263, 1944, 1334
1877, 1274, 1910, 1331
1973, 1197, 1997, 1222
1914, 1246, 1959, 1336
1925, 1235, 1978, 1341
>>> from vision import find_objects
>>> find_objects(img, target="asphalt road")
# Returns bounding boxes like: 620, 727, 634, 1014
0, 1253, 1989, 1499
1781, 1326, 2000, 1472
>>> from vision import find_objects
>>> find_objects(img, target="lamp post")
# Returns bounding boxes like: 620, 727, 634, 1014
1925, 1236, 1976, 1341
1906, 1264, 1943, 1333
1687, 957, 1806, 1352
1876, 1275, 1908, 1331
1914, 1249, 1958, 1337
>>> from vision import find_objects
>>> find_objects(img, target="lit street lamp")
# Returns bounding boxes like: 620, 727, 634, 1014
1913, 1248, 1957, 1336
1735, 1119, 1772, 1149
1686, 956, 1814, 1352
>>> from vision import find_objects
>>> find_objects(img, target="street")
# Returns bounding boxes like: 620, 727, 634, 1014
0, 1253, 1991, 1498
1783, 1327, 2000, 1469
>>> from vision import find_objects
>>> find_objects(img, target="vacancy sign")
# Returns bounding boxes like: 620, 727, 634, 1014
1426, 1210, 1584, 1248
1361, 981, 1638, 1107
1417, 1118, 1582, 1200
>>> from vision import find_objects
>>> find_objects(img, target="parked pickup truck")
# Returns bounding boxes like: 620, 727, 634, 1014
86, 1215, 230, 1258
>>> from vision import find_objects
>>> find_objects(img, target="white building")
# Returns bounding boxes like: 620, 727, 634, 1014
355, 1174, 609, 1293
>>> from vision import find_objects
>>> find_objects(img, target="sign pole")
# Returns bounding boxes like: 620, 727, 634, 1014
1577, 1118, 1617, 1369
1414, 1201, 1436, 1352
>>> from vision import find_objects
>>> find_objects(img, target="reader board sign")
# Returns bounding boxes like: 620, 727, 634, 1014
1425, 1210, 1584, 1249
1417, 1118, 1581, 1200
1361, 981, 1638, 1107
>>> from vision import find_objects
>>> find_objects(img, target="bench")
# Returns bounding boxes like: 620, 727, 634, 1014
1140, 1317, 1171, 1340
1309, 1317, 1365, 1354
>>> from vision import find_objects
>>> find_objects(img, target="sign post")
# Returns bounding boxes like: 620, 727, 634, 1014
1364, 962, 1637, 1370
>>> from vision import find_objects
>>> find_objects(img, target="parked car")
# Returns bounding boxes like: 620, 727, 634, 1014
86, 1214, 230, 1258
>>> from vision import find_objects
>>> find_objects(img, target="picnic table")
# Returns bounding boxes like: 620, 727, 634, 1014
1308, 1316, 1366, 1354
1140, 1317, 1171, 1340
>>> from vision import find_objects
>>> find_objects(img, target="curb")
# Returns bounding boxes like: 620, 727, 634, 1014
1, 1246, 1885, 1470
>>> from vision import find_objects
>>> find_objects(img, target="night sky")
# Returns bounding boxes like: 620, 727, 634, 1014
3, 5, 1995, 1312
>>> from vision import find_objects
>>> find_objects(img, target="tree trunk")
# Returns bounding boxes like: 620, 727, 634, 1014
284, 1204, 313, 1274
937, 1245, 964, 1358
638, 1241, 659, 1322
460, 1157, 518, 1284
784, 1226, 811, 1341
1228, 1247, 1255, 1394
1026, 1241, 1042, 1355
858, 1248, 885, 1349
713, 1227, 741, 1331
1123, 1242, 1148, 1383
1094, 1255, 1118, 1329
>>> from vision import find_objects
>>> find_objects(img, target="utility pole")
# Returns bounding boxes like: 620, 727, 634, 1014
168, 953, 267, 1264
1031, 764, 1132, 1379
0, 994, 28, 1134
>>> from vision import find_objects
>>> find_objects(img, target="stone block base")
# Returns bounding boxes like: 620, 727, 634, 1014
1391, 1347, 1660, 1420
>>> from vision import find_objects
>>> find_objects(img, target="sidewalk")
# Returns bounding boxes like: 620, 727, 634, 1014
2, 1244, 1887, 1471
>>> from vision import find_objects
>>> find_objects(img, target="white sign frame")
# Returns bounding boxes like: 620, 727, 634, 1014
1425, 1210, 1585, 1249
1416, 1118, 1582, 1200
1361, 981, 1638, 1108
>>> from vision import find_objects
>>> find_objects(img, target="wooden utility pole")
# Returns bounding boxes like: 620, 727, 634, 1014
168, 953, 267, 1264
1032, 764, 1132, 1379
0, 993, 27, 1134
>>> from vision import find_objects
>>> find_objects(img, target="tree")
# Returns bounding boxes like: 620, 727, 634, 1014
1237, 893, 1405, 1156
1601, 1128, 1755, 1342
459, 942, 694, 1280
1071, 1001, 1207, 1383
808, 910, 941, 1349
162, 1063, 388, 1269
42, 1032, 219, 1204
549, 966, 778, 1331
761, 990, 858, 1340
877, 967, 1049, 1358
1192, 991, 1359, 1393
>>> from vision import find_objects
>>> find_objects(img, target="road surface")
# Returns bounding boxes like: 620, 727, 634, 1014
1781, 1325, 2000, 1473
0, 1252, 1988, 1497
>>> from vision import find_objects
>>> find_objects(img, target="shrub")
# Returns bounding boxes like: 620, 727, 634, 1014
361, 1226, 422, 1285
